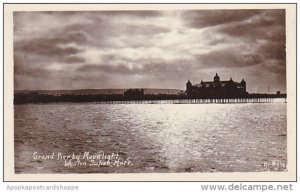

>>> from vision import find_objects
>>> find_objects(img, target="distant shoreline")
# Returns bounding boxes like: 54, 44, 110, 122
14, 88, 184, 96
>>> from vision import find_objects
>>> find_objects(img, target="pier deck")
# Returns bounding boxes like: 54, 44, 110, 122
97, 97, 278, 104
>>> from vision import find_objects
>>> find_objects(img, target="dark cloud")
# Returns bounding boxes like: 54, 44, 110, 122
14, 62, 49, 77
257, 41, 286, 61
13, 9, 286, 92
64, 56, 86, 64
14, 32, 86, 68
182, 9, 264, 28
91, 10, 163, 18
261, 60, 286, 75
15, 40, 80, 57
196, 49, 262, 68
217, 10, 285, 40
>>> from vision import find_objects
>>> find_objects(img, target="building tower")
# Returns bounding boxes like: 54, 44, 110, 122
241, 79, 246, 93
186, 80, 192, 96
214, 73, 220, 83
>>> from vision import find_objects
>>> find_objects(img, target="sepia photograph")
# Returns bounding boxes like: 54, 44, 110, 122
3, 4, 296, 181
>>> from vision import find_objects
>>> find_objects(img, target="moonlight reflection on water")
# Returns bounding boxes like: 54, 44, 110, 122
14, 103, 287, 173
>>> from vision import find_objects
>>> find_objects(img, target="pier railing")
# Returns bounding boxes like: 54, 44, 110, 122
14, 92, 286, 105
95, 97, 276, 104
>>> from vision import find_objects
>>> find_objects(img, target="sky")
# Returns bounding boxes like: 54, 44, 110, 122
14, 9, 286, 93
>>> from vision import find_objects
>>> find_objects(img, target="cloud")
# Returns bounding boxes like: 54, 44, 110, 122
182, 9, 264, 28
196, 48, 263, 68
13, 10, 286, 93
217, 10, 285, 41
257, 41, 286, 61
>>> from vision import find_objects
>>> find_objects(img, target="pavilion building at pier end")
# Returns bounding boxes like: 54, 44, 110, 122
186, 73, 248, 98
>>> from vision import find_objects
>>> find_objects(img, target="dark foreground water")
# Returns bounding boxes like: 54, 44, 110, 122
14, 103, 287, 173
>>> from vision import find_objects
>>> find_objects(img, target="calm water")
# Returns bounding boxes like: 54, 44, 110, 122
14, 103, 287, 173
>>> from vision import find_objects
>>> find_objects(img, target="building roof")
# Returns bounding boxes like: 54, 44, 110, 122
193, 80, 239, 88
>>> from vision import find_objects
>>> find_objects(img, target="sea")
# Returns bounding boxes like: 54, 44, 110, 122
14, 101, 287, 173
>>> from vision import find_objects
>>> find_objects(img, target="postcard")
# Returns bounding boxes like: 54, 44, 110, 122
3, 3, 296, 181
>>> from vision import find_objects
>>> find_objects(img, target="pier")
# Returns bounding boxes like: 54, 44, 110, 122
14, 91, 286, 105
96, 97, 276, 104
